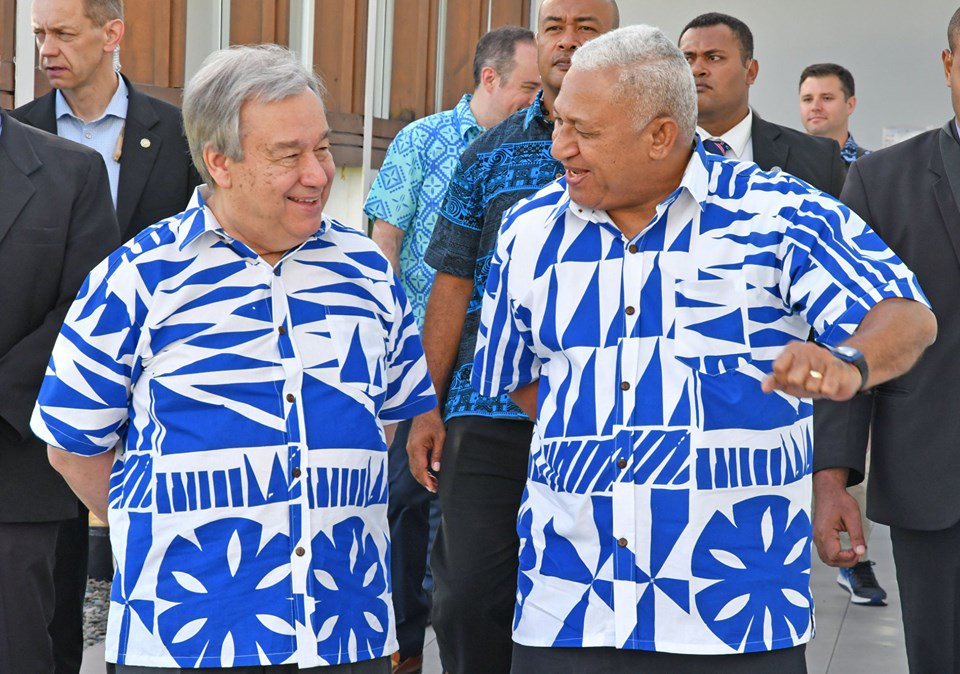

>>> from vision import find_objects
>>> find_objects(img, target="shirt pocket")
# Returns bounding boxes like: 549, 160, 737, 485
325, 314, 389, 403
672, 277, 752, 376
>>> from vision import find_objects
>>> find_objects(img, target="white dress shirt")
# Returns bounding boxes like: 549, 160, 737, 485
697, 108, 753, 161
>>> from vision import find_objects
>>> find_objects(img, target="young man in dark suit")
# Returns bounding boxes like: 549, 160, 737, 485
12, 0, 200, 242
679, 12, 846, 198
10, 1, 197, 669
813, 7, 960, 672
0, 110, 119, 673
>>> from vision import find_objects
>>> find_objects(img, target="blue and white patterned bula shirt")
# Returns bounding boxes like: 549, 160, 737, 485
473, 145, 927, 655
31, 189, 437, 668
363, 94, 483, 326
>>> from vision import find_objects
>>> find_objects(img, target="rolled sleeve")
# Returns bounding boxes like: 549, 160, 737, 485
779, 197, 929, 343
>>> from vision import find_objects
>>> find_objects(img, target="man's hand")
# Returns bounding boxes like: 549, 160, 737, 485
406, 408, 446, 492
813, 468, 866, 567
761, 341, 861, 400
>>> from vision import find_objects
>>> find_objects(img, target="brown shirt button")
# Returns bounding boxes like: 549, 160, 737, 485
628, 244, 638, 254
292, 468, 301, 478
286, 393, 295, 403
617, 458, 627, 469
278, 325, 287, 335
617, 538, 628, 548
295, 546, 305, 557
555, 172, 563, 179
625, 306, 635, 316
620, 381, 631, 391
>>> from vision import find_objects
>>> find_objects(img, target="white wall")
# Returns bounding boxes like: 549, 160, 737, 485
324, 166, 370, 232
620, 1, 957, 150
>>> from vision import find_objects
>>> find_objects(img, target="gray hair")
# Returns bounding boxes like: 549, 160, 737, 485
571, 24, 697, 141
182, 44, 326, 186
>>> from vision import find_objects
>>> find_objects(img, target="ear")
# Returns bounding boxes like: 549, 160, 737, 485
103, 18, 124, 53
846, 94, 857, 115
944, 49, 954, 87
203, 144, 233, 189
745, 58, 759, 86
480, 64, 499, 92
646, 116, 680, 160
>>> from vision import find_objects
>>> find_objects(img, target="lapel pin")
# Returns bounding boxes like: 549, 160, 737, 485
140, 138, 151, 149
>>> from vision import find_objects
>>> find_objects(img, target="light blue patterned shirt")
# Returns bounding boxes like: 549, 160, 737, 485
55, 75, 127, 206
474, 144, 927, 655
364, 94, 482, 326
31, 188, 437, 668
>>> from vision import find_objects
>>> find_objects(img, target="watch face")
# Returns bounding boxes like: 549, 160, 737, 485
834, 345, 858, 358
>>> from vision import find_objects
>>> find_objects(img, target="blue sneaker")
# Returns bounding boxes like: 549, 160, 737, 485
837, 561, 887, 606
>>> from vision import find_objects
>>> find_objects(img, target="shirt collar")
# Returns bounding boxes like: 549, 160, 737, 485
452, 93, 483, 140
177, 186, 330, 252
696, 108, 752, 159
552, 141, 710, 231
523, 90, 551, 130
55, 74, 129, 123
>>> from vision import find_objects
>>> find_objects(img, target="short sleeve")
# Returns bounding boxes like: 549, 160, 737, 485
363, 128, 423, 232
424, 147, 485, 279
471, 218, 541, 396
379, 275, 438, 421
30, 252, 143, 456
778, 196, 929, 344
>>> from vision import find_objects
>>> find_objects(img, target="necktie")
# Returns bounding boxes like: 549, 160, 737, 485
703, 138, 730, 156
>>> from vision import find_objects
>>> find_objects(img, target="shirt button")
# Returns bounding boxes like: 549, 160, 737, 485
628, 244, 638, 254
620, 381, 631, 391
555, 172, 563, 179
625, 306, 635, 316
292, 468, 301, 478
84, 132, 92, 139
286, 393, 295, 403
617, 538, 628, 548
278, 325, 287, 335
295, 546, 305, 557
617, 458, 627, 469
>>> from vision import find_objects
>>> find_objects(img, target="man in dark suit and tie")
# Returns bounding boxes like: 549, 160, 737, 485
12, 0, 200, 242
0, 110, 119, 672
10, 1, 197, 669
679, 12, 846, 197
813, 7, 960, 672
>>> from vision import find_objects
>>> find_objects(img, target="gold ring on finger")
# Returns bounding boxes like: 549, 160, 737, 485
809, 370, 823, 380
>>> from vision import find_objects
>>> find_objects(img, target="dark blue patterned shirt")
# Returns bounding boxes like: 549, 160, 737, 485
841, 133, 869, 165
425, 91, 562, 421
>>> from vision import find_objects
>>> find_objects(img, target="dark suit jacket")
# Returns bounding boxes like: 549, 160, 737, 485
0, 112, 120, 522
813, 121, 960, 531
751, 113, 846, 198
11, 75, 201, 241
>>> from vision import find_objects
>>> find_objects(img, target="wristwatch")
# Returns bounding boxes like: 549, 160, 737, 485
819, 343, 869, 391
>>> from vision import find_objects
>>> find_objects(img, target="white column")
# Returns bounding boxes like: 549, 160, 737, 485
184, 0, 229, 83
360, 0, 379, 197
14, 0, 35, 107
288, 0, 315, 72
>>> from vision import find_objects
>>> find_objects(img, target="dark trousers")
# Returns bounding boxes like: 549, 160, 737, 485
511, 643, 807, 674
890, 519, 960, 673
431, 416, 533, 674
0, 520, 61, 673
387, 420, 439, 659
51, 506, 89, 674
108, 656, 392, 673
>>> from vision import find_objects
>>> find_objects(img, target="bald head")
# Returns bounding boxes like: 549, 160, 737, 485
538, 0, 619, 30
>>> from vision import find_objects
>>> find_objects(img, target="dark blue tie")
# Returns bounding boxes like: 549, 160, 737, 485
703, 138, 730, 156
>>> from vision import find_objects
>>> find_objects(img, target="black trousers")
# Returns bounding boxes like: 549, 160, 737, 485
890, 519, 960, 673
0, 520, 61, 673
51, 506, 89, 674
387, 419, 438, 659
511, 643, 807, 674
431, 416, 533, 674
